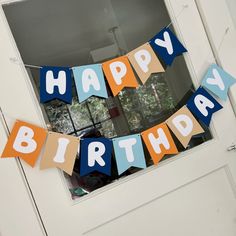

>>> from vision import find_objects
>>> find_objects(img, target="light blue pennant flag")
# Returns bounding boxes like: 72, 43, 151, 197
113, 134, 146, 175
201, 64, 236, 101
72, 64, 108, 103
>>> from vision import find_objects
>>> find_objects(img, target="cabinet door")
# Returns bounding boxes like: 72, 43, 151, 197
0, 0, 236, 235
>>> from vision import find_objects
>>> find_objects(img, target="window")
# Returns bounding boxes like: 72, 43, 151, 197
3, 0, 211, 200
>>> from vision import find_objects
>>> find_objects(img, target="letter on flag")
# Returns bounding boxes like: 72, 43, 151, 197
127, 43, 165, 84
40, 132, 79, 175
72, 64, 108, 103
141, 123, 178, 165
113, 134, 146, 175
1, 120, 47, 167
166, 106, 204, 148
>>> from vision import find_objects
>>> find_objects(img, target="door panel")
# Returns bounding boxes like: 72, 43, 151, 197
0, 0, 236, 235
0, 117, 45, 236
85, 167, 236, 236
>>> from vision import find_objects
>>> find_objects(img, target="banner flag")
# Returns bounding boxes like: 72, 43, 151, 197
141, 123, 178, 165
186, 87, 223, 126
112, 134, 146, 175
149, 27, 187, 66
166, 106, 204, 148
40, 66, 72, 104
72, 64, 108, 103
201, 64, 236, 101
79, 138, 112, 176
127, 43, 165, 84
40, 132, 79, 175
102, 55, 139, 96
1, 120, 47, 167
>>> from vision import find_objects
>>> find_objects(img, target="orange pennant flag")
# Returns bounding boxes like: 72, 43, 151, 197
40, 132, 79, 175
102, 55, 139, 96
141, 123, 178, 165
1, 120, 47, 167
127, 43, 165, 84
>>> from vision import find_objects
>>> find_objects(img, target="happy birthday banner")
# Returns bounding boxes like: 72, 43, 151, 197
1, 27, 235, 176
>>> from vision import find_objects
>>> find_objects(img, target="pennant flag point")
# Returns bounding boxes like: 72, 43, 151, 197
113, 134, 146, 175
40, 66, 72, 104
149, 27, 187, 66
201, 64, 236, 101
186, 87, 223, 126
127, 43, 165, 84
79, 138, 113, 176
102, 55, 139, 96
72, 64, 108, 103
40, 132, 79, 175
141, 123, 178, 165
1, 120, 47, 167
166, 106, 204, 148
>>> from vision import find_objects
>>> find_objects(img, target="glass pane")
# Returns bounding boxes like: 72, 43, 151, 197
119, 73, 176, 132
96, 119, 116, 138
3, 0, 212, 200
68, 97, 93, 131
45, 101, 74, 134
87, 97, 110, 123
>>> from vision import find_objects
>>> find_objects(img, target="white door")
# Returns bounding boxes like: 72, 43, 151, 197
0, 116, 45, 236
0, 0, 236, 236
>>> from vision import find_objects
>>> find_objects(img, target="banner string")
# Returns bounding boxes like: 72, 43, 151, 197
3, 16, 231, 130
9, 6, 229, 70
9, 4, 189, 70
206, 27, 230, 63
166, 4, 189, 28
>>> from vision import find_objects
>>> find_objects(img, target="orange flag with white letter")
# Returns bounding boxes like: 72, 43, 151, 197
40, 132, 80, 175
102, 55, 139, 96
127, 43, 165, 84
1, 120, 47, 167
141, 123, 178, 165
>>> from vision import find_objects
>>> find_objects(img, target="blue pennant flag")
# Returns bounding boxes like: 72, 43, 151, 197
186, 87, 223, 126
201, 64, 236, 101
80, 138, 112, 176
112, 134, 146, 175
149, 27, 187, 66
40, 66, 72, 103
72, 64, 108, 103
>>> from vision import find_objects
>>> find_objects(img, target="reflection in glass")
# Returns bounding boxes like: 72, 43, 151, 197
119, 73, 176, 132
68, 97, 93, 131
87, 97, 110, 123
45, 102, 74, 134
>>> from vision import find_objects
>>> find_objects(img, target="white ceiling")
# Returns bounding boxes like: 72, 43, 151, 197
3, 0, 170, 67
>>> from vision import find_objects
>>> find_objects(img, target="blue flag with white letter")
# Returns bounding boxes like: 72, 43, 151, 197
40, 66, 72, 103
112, 134, 146, 175
149, 27, 187, 66
72, 64, 108, 103
201, 64, 236, 101
186, 87, 223, 126
80, 138, 112, 176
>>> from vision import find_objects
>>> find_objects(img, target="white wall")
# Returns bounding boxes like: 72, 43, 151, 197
226, 0, 236, 29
